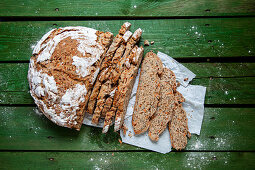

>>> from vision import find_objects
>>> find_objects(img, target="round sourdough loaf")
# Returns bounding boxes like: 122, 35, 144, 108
28, 26, 113, 130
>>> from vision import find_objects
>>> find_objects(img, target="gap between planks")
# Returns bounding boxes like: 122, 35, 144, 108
0, 104, 255, 108
1, 56, 255, 64
0, 149, 254, 153
1, 15, 255, 22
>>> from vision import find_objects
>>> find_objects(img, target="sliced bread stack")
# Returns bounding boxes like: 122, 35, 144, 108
86, 22, 144, 133
132, 52, 190, 150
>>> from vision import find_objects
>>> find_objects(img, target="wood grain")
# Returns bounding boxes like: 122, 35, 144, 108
1, 63, 254, 91
1, 0, 255, 17
0, 107, 254, 151
1, 76, 254, 105
0, 18, 255, 61
0, 151, 255, 170
1, 152, 255, 169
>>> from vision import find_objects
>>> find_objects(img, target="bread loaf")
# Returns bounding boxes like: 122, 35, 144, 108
28, 26, 113, 130
148, 68, 177, 141
132, 52, 163, 135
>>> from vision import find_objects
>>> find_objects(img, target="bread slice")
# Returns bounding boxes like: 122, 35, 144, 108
148, 68, 177, 141
168, 99, 191, 150
132, 52, 163, 135
87, 22, 131, 115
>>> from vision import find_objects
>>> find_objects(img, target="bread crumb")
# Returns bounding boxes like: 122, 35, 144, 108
184, 78, 188, 81
150, 41, 154, 45
128, 131, 133, 138
176, 82, 181, 87
118, 139, 122, 144
144, 40, 150, 46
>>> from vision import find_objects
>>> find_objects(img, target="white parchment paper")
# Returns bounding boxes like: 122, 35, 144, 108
83, 52, 206, 154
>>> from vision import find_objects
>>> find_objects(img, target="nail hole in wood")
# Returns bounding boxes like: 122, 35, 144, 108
212, 156, 217, 160
55, 8, 59, 11
208, 40, 212, 43
49, 158, 54, 161
205, 9, 211, 12
205, 24, 210, 27
210, 117, 215, 120
209, 136, 215, 139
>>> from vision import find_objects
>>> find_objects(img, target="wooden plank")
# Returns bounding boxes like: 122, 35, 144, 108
0, 152, 254, 169
0, 18, 255, 61
1, 62, 254, 92
0, 107, 254, 151
1, 75, 255, 105
1, 62, 255, 92
0, 63, 255, 104
1, 0, 255, 17
192, 77, 255, 105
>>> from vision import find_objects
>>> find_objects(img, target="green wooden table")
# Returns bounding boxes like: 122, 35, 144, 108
0, 0, 255, 169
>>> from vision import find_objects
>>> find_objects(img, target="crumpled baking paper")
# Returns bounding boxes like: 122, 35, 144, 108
83, 51, 206, 154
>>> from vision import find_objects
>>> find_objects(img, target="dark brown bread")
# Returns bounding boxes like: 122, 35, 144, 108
132, 52, 163, 135
148, 68, 177, 141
